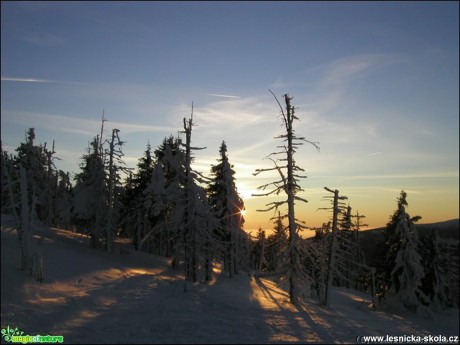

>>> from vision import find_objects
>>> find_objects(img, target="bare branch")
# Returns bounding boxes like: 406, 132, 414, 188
268, 89, 287, 128
324, 186, 335, 194
294, 195, 309, 204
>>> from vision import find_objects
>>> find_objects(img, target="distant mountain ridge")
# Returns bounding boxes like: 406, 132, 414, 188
363, 219, 459, 240
357, 219, 458, 269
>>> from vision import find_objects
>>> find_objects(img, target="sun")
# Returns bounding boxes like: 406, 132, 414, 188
240, 209, 247, 217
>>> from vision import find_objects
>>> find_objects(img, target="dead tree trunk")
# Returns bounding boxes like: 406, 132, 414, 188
253, 91, 319, 307
323, 187, 347, 307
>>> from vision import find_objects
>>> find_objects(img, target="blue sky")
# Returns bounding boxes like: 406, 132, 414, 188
1, 1, 458, 235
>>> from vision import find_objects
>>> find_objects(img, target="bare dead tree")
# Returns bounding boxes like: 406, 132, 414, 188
321, 187, 348, 306
351, 211, 368, 289
180, 103, 208, 289
253, 91, 319, 306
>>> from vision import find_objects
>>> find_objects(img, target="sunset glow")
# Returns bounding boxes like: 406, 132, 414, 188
1, 2, 458, 232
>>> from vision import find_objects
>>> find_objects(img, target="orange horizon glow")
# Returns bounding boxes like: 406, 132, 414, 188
240, 187, 459, 238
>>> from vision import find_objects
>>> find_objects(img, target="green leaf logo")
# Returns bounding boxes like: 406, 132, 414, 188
1, 325, 24, 342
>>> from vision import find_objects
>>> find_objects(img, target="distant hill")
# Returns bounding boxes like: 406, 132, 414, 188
361, 218, 459, 240
357, 219, 459, 268
416, 219, 459, 240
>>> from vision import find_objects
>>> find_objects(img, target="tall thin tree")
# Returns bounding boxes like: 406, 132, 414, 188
253, 91, 319, 306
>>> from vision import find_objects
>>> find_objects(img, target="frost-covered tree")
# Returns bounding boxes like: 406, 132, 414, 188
140, 161, 168, 254
339, 205, 353, 232
14, 128, 49, 223
179, 112, 209, 284
351, 211, 368, 290
208, 141, 245, 278
419, 230, 451, 310
250, 228, 266, 273
381, 190, 428, 312
3, 133, 72, 235
104, 128, 129, 252
253, 91, 319, 306
264, 212, 287, 276
43, 140, 59, 226
1, 142, 20, 227
73, 116, 128, 252
336, 205, 356, 288
72, 137, 106, 247
18, 164, 33, 271
155, 136, 187, 263
120, 143, 155, 250
321, 187, 348, 306
54, 170, 73, 229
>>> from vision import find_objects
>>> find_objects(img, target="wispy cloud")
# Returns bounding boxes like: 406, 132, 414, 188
2, 110, 177, 137
177, 96, 275, 132
343, 172, 459, 180
322, 54, 397, 86
1, 76, 87, 85
205, 93, 241, 99
304, 53, 402, 115
365, 152, 382, 158
2, 76, 56, 83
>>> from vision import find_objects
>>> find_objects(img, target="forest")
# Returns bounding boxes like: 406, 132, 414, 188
1, 93, 458, 315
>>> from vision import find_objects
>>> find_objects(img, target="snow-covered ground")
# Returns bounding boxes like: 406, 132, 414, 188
1, 216, 458, 344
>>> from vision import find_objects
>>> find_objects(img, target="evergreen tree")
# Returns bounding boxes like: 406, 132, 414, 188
43, 140, 58, 226
154, 136, 187, 261
264, 212, 287, 275
381, 190, 428, 312
14, 128, 49, 223
54, 170, 73, 229
119, 143, 155, 250
420, 230, 451, 310
141, 161, 168, 254
179, 113, 207, 284
72, 137, 106, 247
3, 133, 71, 232
337, 205, 355, 288
1, 142, 20, 226
208, 141, 245, 278
250, 228, 266, 273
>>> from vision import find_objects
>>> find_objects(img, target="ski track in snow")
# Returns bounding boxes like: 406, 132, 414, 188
1, 216, 458, 344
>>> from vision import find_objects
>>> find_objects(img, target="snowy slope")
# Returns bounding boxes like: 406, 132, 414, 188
1, 216, 458, 344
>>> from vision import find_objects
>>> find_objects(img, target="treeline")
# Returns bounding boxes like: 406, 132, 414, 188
1, 114, 249, 285
1, 93, 457, 313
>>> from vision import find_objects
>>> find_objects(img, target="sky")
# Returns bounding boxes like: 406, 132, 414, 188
1, 1, 459, 236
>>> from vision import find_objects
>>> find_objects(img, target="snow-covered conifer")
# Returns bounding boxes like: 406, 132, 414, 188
264, 212, 287, 276
1, 142, 20, 228
420, 230, 451, 310
54, 170, 73, 229
72, 137, 106, 247
154, 136, 187, 262
208, 141, 245, 278
382, 190, 428, 312
14, 129, 49, 223
119, 143, 155, 250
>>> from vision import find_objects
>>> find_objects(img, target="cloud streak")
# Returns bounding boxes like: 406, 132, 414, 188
205, 93, 241, 99
1, 76, 88, 85
2, 110, 177, 137
2, 76, 56, 83
343, 172, 459, 180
